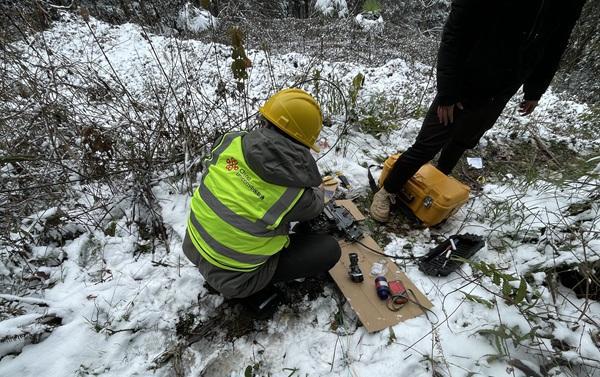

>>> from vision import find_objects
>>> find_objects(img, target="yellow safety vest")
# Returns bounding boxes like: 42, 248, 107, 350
187, 132, 304, 271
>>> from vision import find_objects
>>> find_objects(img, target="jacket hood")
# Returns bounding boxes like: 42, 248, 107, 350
242, 128, 321, 188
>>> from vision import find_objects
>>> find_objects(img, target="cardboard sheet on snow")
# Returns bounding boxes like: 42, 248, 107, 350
329, 201, 432, 333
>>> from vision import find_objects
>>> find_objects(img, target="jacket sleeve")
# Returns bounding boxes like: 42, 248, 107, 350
436, 0, 486, 106
523, 2, 584, 101
281, 187, 324, 223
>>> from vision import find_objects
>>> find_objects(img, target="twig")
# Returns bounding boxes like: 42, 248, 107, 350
526, 125, 562, 167
0, 294, 50, 307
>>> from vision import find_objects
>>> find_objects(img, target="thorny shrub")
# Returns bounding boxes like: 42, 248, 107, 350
0, 11, 255, 301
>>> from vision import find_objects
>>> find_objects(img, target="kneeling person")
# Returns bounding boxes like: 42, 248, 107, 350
183, 88, 341, 302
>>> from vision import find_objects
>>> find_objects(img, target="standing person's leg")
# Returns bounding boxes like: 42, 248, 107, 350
436, 97, 511, 174
270, 233, 341, 283
370, 95, 514, 222
383, 98, 456, 192
371, 96, 463, 222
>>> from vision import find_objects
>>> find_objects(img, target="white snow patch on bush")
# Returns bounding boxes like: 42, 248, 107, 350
355, 12, 384, 33
177, 2, 217, 32
315, 0, 348, 18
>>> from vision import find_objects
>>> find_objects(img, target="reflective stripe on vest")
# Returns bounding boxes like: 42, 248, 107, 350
187, 132, 304, 271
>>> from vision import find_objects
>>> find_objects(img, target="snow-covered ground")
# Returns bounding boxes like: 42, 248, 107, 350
1, 15, 599, 377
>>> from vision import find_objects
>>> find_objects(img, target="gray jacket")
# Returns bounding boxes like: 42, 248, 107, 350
182, 128, 324, 298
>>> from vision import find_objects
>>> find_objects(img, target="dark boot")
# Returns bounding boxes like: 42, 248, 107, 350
237, 285, 282, 320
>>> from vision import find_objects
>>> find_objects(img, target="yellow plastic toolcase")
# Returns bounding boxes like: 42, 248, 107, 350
379, 154, 470, 227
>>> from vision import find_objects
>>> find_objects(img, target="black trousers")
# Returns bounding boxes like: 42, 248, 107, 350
241, 233, 341, 306
383, 95, 512, 192
270, 233, 341, 283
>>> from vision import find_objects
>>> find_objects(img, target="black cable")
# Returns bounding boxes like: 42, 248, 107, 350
351, 235, 442, 321
354, 239, 417, 261
367, 164, 382, 192
290, 77, 351, 162
240, 77, 349, 162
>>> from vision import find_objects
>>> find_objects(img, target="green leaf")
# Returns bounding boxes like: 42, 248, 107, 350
514, 278, 528, 304
362, 0, 382, 13
352, 73, 365, 91
245, 365, 253, 377
502, 280, 512, 297
478, 262, 490, 276
494, 331, 504, 354
492, 272, 501, 286
464, 293, 494, 309
486, 354, 503, 363
349, 73, 365, 106
501, 272, 517, 282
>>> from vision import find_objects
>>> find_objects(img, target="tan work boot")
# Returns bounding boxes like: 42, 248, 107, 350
370, 187, 394, 222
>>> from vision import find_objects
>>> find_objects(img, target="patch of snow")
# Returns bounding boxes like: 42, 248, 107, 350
176, 2, 217, 32
315, 0, 349, 18
355, 12, 385, 33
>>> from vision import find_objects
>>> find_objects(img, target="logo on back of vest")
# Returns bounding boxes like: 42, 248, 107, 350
226, 157, 239, 171
236, 168, 265, 200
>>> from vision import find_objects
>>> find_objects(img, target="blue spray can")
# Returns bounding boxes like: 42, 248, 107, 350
375, 276, 391, 300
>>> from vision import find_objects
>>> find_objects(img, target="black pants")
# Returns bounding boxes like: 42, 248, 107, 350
270, 233, 341, 283
383, 95, 512, 192
241, 234, 340, 307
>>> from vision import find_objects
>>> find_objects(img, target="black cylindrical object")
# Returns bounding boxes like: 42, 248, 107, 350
348, 253, 364, 283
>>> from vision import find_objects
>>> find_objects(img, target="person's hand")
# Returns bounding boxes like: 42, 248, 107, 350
518, 100, 538, 116
437, 102, 463, 126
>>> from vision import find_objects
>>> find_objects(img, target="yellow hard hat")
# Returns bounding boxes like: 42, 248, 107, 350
259, 88, 323, 152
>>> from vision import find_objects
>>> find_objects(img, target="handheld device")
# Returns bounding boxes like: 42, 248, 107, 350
348, 253, 364, 283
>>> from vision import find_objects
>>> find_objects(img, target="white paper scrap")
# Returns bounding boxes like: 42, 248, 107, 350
467, 157, 483, 169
